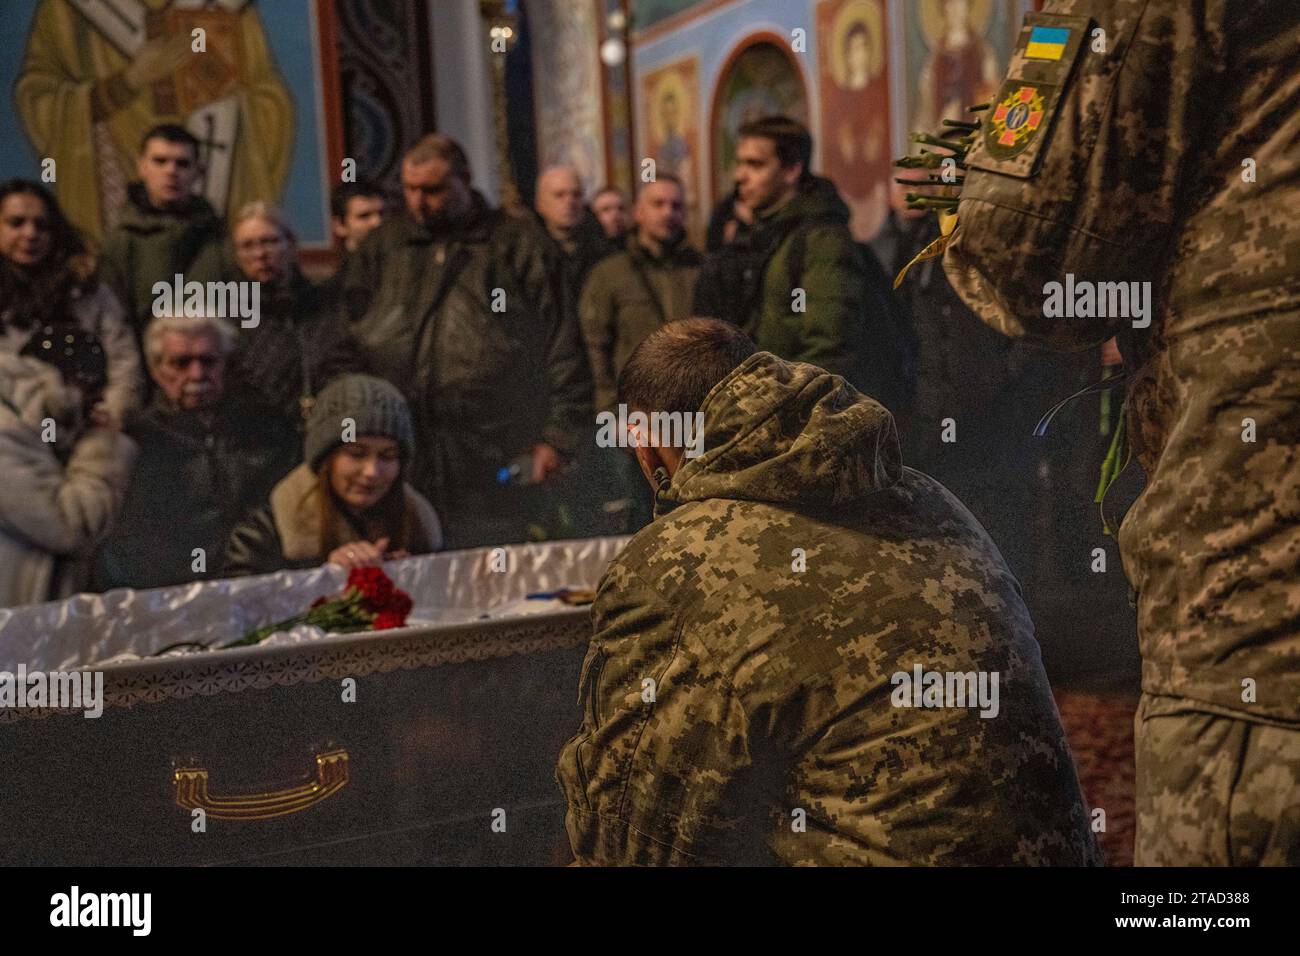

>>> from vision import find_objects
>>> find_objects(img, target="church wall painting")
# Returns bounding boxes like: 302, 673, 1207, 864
639, 54, 702, 228
632, 0, 721, 33
901, 0, 1020, 139
708, 34, 808, 208
815, 0, 890, 241
1, 0, 344, 258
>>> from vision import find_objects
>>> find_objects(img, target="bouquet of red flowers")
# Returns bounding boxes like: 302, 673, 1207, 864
227, 566, 414, 648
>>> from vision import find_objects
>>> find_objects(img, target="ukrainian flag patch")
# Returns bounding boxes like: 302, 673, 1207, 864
1025, 25, 1070, 60
969, 12, 1091, 178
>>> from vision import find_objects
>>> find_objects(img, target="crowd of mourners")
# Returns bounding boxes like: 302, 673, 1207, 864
0, 116, 1105, 610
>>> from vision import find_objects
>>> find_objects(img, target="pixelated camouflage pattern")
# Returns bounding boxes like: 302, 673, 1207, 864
943, 0, 1300, 723
1134, 694, 1300, 865
555, 352, 1100, 865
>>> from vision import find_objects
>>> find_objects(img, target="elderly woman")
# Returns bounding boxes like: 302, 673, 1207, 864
224, 374, 442, 576
0, 178, 142, 426
226, 201, 342, 427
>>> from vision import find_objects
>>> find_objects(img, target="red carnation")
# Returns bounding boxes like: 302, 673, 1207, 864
347, 566, 394, 610
385, 589, 413, 619
372, 611, 406, 630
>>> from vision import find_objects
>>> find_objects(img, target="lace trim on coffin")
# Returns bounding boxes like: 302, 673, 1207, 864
0, 616, 591, 723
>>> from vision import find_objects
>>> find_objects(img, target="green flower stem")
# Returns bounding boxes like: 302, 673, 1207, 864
226, 586, 377, 649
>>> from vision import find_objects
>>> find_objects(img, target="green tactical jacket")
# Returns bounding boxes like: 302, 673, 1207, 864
97, 183, 226, 336
556, 351, 1100, 865
704, 175, 906, 410
578, 233, 702, 412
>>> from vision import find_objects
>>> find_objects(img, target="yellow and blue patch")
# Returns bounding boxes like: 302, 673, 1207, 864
1025, 25, 1070, 61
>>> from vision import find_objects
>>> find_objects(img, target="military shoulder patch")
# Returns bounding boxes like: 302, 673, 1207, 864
971, 12, 1091, 178
986, 81, 1053, 160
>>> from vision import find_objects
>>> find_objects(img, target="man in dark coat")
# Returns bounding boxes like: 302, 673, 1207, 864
329, 135, 593, 547
693, 116, 907, 411
533, 165, 617, 308
93, 314, 296, 591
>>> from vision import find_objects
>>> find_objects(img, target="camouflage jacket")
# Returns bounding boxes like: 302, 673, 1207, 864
555, 352, 1100, 865
943, 0, 1300, 723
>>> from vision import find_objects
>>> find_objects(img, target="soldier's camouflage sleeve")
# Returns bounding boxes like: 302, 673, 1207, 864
555, 557, 761, 866
945, 0, 1300, 722
942, 0, 1226, 348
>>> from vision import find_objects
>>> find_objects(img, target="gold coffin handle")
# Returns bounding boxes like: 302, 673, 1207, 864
173, 748, 349, 821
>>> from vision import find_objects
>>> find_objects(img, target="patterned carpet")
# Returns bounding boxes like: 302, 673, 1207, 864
1055, 691, 1139, 866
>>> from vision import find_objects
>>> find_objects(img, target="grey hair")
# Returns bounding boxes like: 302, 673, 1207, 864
232, 200, 296, 244
143, 314, 236, 368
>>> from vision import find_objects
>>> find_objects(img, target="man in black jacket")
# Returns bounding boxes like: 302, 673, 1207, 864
328, 134, 593, 547
533, 165, 614, 305
93, 314, 297, 591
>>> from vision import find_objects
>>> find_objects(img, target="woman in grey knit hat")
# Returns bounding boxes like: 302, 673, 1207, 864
223, 374, 442, 576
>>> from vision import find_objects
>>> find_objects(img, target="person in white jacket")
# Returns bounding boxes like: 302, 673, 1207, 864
0, 178, 141, 426
0, 347, 137, 608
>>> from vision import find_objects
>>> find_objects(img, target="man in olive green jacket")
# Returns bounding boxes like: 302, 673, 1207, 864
693, 116, 906, 411
98, 125, 226, 337
579, 175, 702, 413
557, 319, 1099, 866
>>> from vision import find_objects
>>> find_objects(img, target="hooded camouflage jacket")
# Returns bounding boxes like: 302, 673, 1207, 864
555, 352, 1099, 865
942, 0, 1300, 723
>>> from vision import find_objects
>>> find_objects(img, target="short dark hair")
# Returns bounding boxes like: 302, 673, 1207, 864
139, 123, 200, 158
640, 172, 684, 194
592, 185, 624, 201
737, 115, 813, 179
619, 319, 757, 419
331, 180, 386, 220
404, 133, 470, 181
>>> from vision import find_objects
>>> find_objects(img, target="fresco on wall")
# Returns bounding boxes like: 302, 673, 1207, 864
816, 0, 891, 240
903, 0, 1018, 137
709, 40, 807, 206
4, 0, 309, 245
641, 55, 701, 220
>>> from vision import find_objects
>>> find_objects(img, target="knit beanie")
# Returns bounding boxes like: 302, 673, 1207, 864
305, 374, 415, 470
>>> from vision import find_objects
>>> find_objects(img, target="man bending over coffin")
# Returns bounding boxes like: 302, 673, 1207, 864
556, 319, 1100, 865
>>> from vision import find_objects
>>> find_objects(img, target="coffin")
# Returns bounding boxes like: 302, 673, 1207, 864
0, 537, 628, 865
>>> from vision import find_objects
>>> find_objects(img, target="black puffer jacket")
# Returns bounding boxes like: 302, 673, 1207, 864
226, 270, 344, 428
324, 193, 593, 516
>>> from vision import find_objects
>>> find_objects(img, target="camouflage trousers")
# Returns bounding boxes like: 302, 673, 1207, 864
1134, 694, 1300, 865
